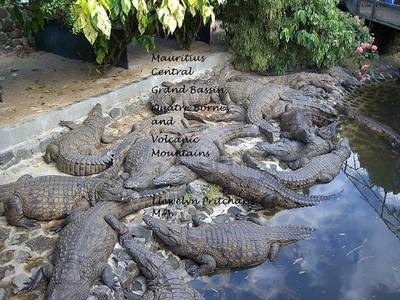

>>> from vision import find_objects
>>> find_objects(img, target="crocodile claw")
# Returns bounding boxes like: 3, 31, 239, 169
185, 260, 200, 278
16, 218, 40, 229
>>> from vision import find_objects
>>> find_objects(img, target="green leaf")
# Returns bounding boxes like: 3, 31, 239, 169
121, 0, 132, 15
91, 5, 111, 38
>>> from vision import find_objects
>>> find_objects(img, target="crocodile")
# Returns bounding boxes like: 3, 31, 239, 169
184, 104, 247, 123
24, 185, 187, 300
257, 135, 334, 169
102, 111, 205, 179
106, 217, 205, 300
279, 109, 316, 143
143, 215, 314, 277
153, 124, 261, 186
44, 103, 114, 176
245, 138, 351, 188
220, 76, 282, 142
182, 159, 338, 208
0, 174, 128, 228
122, 134, 176, 190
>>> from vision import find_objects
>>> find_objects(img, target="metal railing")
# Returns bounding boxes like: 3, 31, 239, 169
343, 153, 400, 240
345, 0, 400, 30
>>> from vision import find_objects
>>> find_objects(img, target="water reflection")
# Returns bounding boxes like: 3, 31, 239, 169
191, 172, 400, 299
190, 81, 400, 299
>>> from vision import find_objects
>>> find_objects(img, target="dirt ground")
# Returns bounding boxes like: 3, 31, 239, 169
0, 39, 225, 127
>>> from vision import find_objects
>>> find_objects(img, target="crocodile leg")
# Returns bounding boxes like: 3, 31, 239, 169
101, 264, 118, 291
186, 254, 217, 277
23, 262, 53, 292
4, 195, 39, 228
49, 208, 83, 233
268, 243, 281, 262
101, 133, 118, 144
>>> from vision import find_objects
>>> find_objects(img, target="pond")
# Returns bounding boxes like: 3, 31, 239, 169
190, 81, 400, 300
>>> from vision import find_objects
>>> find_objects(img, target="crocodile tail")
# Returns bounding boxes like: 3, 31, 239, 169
278, 185, 340, 207
247, 92, 280, 143
57, 151, 114, 176
221, 124, 261, 144
263, 225, 315, 242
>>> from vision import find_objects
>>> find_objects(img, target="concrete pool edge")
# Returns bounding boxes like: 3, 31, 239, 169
0, 51, 232, 170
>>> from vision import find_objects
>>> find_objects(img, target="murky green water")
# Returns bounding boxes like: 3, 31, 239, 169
191, 82, 400, 300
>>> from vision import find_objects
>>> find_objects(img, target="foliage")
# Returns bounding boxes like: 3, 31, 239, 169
3, 0, 224, 68
220, 0, 373, 74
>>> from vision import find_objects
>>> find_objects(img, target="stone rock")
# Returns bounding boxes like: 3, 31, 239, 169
0, 151, 14, 166
179, 210, 192, 222
0, 226, 10, 243
25, 236, 56, 253
9, 232, 29, 245
10, 38, 23, 47
126, 261, 139, 277
8, 29, 23, 39
0, 288, 7, 300
0, 250, 14, 264
227, 206, 242, 218
192, 213, 208, 227
167, 254, 180, 270
114, 266, 134, 290
86, 296, 97, 300
113, 248, 132, 262
15, 249, 31, 264
12, 273, 30, 294
0, 265, 14, 281
0, 32, 6, 44
188, 181, 205, 194
130, 277, 145, 294
1, 18, 13, 32
91, 285, 113, 300
109, 108, 123, 119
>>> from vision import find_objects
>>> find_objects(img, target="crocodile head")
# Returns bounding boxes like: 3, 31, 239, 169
335, 138, 351, 160
257, 140, 295, 157
97, 179, 130, 202
122, 239, 163, 280
88, 103, 103, 118
43, 143, 59, 163
153, 165, 196, 186
143, 214, 184, 247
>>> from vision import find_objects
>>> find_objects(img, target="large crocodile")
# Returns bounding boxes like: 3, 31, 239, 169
143, 215, 314, 277
102, 111, 205, 180
0, 174, 128, 228
221, 76, 282, 142
122, 134, 176, 190
44, 103, 114, 176
153, 124, 260, 186
24, 185, 187, 300
245, 138, 351, 188
257, 135, 333, 169
182, 160, 338, 208
279, 109, 316, 143
106, 217, 205, 300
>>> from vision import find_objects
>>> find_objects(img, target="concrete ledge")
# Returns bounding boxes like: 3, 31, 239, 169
0, 51, 231, 169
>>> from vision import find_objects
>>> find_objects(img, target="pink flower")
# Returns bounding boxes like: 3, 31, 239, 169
365, 43, 372, 50
371, 45, 378, 52
356, 46, 364, 54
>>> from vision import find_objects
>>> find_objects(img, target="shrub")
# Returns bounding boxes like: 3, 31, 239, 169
220, 0, 373, 74
3, 0, 224, 68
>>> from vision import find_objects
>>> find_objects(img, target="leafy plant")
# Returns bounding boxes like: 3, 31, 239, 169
3, 0, 224, 68
220, 0, 373, 74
